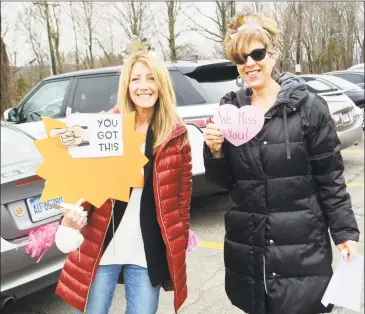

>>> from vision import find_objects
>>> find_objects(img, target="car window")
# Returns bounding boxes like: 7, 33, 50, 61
169, 70, 206, 106
20, 79, 71, 122
334, 73, 364, 85
304, 79, 337, 93
184, 64, 240, 104
186, 77, 240, 104
322, 75, 361, 90
72, 75, 119, 113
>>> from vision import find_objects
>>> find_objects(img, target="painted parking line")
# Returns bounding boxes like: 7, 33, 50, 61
199, 241, 224, 249
347, 182, 364, 187
342, 149, 364, 153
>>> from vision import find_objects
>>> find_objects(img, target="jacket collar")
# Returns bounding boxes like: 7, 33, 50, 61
155, 123, 187, 156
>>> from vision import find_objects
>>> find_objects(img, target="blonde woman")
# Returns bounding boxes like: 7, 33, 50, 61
203, 12, 359, 314
52, 50, 192, 314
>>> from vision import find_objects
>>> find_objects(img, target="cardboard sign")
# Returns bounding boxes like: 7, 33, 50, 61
213, 104, 265, 146
67, 114, 123, 158
33, 113, 148, 208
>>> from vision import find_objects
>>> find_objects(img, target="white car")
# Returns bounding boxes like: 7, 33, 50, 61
349, 63, 364, 71
301, 75, 363, 149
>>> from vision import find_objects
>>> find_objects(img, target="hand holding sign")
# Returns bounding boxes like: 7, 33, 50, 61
203, 123, 224, 157
213, 105, 265, 147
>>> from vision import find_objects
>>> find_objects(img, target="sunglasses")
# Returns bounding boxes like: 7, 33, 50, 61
232, 48, 267, 65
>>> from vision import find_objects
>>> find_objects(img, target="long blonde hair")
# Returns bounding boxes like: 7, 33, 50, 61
117, 52, 188, 154
224, 12, 279, 63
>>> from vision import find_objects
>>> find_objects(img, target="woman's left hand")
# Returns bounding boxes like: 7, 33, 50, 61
336, 240, 357, 261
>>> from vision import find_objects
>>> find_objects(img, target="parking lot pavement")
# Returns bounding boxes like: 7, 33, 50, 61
4, 139, 364, 314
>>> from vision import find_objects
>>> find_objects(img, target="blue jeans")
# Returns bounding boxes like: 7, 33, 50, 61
77, 264, 161, 314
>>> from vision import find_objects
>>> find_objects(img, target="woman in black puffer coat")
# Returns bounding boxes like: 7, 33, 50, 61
203, 12, 359, 314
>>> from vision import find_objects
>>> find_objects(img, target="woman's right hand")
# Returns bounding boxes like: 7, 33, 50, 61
203, 122, 224, 158
61, 210, 88, 230
60, 199, 88, 231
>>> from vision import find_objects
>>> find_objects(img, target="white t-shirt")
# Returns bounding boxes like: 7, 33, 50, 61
99, 187, 146, 267
55, 143, 147, 267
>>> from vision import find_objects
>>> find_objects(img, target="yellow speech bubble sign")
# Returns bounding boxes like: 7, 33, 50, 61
33, 112, 148, 208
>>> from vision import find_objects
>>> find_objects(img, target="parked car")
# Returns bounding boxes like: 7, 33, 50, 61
300, 74, 365, 130
300, 76, 363, 148
3, 59, 241, 197
349, 63, 364, 71
301, 74, 364, 108
325, 69, 364, 89
1, 122, 67, 308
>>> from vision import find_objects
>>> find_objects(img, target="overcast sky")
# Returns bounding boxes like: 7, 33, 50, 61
1, 2, 224, 66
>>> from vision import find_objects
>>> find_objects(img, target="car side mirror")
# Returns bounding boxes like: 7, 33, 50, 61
356, 83, 364, 89
3, 107, 19, 123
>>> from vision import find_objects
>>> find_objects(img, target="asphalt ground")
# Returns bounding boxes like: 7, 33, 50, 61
4, 137, 364, 314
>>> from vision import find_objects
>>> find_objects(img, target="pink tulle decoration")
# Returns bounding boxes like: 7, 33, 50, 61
187, 229, 199, 253
24, 222, 60, 263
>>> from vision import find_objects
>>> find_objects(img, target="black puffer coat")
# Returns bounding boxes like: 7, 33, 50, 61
203, 73, 359, 314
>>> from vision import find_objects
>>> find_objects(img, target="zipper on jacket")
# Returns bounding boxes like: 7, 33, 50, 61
152, 128, 187, 311
153, 161, 178, 296
83, 199, 115, 312
263, 255, 268, 294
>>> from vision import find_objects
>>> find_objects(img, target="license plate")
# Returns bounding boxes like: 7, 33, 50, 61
26, 196, 63, 222
342, 112, 352, 124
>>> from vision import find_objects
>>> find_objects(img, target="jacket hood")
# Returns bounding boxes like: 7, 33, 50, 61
233, 72, 311, 160
238, 72, 310, 117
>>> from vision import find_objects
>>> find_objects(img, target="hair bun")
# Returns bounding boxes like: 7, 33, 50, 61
123, 37, 154, 57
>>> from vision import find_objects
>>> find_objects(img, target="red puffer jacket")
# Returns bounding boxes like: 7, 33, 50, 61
55, 124, 192, 313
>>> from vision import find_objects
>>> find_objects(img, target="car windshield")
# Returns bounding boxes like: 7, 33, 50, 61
304, 79, 338, 94
322, 75, 361, 90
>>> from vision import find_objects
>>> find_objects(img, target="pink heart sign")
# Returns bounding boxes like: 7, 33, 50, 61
213, 104, 265, 147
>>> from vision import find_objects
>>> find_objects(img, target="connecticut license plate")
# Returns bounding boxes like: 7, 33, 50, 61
26, 195, 63, 222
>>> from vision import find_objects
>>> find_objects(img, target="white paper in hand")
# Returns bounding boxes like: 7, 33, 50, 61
321, 255, 364, 312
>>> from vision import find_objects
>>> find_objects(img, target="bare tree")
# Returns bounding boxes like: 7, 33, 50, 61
354, 3, 364, 63
20, 4, 48, 79
1, 37, 12, 117
184, 2, 236, 44
113, 2, 149, 40
81, 1, 95, 68
34, 1, 56, 75
69, 1, 80, 70
294, 2, 303, 72
273, 3, 297, 72
149, 4, 167, 60
0, 6, 10, 40
166, 1, 180, 61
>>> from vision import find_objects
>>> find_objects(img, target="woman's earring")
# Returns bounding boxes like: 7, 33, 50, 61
236, 75, 244, 88
271, 67, 279, 79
